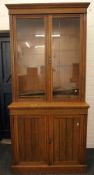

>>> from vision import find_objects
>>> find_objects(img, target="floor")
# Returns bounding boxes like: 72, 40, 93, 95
0, 143, 94, 175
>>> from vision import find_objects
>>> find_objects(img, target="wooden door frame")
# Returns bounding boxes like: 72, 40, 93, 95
0, 30, 11, 139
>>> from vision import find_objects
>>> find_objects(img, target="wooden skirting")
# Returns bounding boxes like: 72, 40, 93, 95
11, 164, 87, 173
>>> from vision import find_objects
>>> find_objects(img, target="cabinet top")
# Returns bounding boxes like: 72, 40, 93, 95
6, 3, 90, 15
8, 101, 89, 109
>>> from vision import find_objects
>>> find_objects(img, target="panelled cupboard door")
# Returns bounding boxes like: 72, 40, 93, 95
13, 115, 48, 165
52, 115, 85, 165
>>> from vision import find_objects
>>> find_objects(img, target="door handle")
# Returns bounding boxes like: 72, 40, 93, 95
48, 57, 51, 64
76, 122, 80, 126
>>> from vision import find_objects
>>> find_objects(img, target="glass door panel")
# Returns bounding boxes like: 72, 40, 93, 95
16, 17, 46, 98
52, 17, 80, 100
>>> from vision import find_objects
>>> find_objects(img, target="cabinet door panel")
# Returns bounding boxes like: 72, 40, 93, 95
53, 116, 81, 164
16, 17, 46, 100
52, 16, 80, 100
53, 117, 66, 162
16, 115, 48, 164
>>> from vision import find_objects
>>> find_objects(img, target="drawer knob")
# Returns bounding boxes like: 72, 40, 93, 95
77, 122, 79, 126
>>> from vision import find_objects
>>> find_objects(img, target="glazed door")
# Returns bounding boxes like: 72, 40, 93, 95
52, 16, 81, 101
0, 34, 12, 139
15, 16, 47, 100
13, 15, 84, 102
52, 115, 82, 164
14, 114, 48, 165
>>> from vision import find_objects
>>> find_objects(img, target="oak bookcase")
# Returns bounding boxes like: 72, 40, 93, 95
6, 3, 89, 173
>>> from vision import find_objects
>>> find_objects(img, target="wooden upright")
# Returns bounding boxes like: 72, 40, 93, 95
6, 3, 89, 173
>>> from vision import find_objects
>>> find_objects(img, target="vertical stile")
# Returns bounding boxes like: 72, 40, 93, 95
46, 16, 53, 101
80, 14, 86, 101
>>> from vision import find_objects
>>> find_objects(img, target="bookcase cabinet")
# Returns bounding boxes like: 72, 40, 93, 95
6, 3, 89, 173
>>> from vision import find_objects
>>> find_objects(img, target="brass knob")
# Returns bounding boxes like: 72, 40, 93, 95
77, 122, 79, 126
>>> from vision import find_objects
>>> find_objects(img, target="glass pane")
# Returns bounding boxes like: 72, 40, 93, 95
16, 18, 46, 98
52, 17, 80, 99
